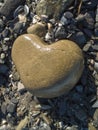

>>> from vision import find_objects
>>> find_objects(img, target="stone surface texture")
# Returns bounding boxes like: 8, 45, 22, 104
12, 34, 84, 98
36, 0, 74, 19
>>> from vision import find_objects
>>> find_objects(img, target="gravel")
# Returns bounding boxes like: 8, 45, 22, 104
0, 0, 98, 130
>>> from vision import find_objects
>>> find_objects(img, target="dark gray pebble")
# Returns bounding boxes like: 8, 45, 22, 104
0, 0, 26, 20
60, 16, 68, 26
54, 25, 67, 39
75, 85, 83, 93
2, 28, 10, 38
83, 28, 93, 38
64, 11, 73, 19
0, 19, 5, 32
1, 102, 7, 115
7, 102, 16, 114
0, 64, 8, 74
11, 97, 18, 104
70, 31, 86, 47
13, 22, 24, 34
74, 107, 87, 122
0, 75, 6, 85
58, 100, 67, 116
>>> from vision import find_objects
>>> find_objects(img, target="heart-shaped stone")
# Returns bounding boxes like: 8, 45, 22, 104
11, 34, 84, 98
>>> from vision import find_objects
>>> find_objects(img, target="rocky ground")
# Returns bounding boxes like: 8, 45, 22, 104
0, 0, 98, 130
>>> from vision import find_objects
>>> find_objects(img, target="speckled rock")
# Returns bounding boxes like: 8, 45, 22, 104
11, 34, 84, 98
27, 22, 47, 37
36, 0, 74, 20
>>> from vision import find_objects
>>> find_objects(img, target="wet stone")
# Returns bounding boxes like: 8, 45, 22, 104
12, 34, 84, 98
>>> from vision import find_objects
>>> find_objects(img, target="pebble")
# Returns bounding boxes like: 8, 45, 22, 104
0, 53, 5, 59
0, 0, 26, 19
54, 25, 67, 39
0, 19, 5, 32
92, 100, 98, 108
66, 125, 78, 130
83, 41, 92, 52
0, 64, 8, 74
12, 34, 84, 98
11, 97, 18, 104
94, 62, 98, 73
75, 85, 83, 93
17, 82, 25, 93
2, 44, 8, 51
0, 75, 6, 85
71, 31, 86, 47
13, 22, 24, 34
45, 31, 54, 42
16, 116, 29, 130
93, 109, 98, 128
7, 102, 16, 114
60, 16, 68, 26
84, 12, 95, 29
88, 123, 97, 130
1, 102, 7, 115
2, 27, 10, 38
74, 107, 87, 122
0, 0, 97, 129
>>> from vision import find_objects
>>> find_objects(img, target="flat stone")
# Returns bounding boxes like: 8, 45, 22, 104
27, 22, 46, 37
36, 0, 74, 20
11, 34, 84, 98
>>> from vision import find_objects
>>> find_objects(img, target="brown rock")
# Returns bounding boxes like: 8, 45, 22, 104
27, 22, 46, 37
11, 34, 84, 98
